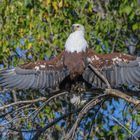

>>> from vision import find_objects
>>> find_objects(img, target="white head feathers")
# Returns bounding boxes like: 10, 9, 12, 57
65, 24, 88, 53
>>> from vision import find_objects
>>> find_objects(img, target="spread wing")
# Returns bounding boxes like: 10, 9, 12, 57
0, 52, 69, 90
83, 50, 140, 88
83, 60, 140, 88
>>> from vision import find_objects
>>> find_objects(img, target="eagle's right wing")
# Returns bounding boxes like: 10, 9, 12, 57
83, 49, 140, 89
83, 59, 140, 88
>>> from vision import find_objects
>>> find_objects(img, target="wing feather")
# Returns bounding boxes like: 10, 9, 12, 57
24, 74, 36, 89
15, 75, 31, 89
83, 58, 140, 88
45, 71, 49, 88
41, 71, 46, 89
49, 72, 53, 88
3, 75, 24, 88
37, 71, 44, 89
0, 55, 69, 90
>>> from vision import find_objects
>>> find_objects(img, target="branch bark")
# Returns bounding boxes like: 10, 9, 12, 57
0, 97, 46, 111
33, 91, 69, 119
88, 64, 111, 88
105, 89, 140, 106
64, 94, 106, 140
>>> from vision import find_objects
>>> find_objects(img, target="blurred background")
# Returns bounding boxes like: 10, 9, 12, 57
0, 0, 140, 66
0, 0, 140, 140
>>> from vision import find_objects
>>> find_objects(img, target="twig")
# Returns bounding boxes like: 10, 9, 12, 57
111, 116, 138, 140
12, 90, 17, 102
10, 104, 31, 116
0, 107, 37, 126
33, 91, 69, 119
105, 89, 140, 106
0, 97, 46, 111
87, 97, 108, 139
111, 28, 121, 53
1, 107, 82, 134
88, 64, 111, 88
0, 104, 31, 121
64, 94, 107, 140
31, 107, 82, 140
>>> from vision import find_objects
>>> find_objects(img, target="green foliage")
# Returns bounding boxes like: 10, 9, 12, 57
0, 0, 140, 66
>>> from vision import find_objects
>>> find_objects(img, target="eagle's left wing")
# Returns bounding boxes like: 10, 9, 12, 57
0, 52, 69, 90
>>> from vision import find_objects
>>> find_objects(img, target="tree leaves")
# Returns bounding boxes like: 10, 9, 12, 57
1, 0, 140, 66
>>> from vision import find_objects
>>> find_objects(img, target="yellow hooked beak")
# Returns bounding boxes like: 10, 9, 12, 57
72, 25, 80, 32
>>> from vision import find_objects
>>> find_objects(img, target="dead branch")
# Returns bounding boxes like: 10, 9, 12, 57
64, 94, 106, 140
88, 64, 111, 88
33, 91, 69, 119
105, 89, 140, 106
32, 107, 82, 140
111, 28, 121, 53
0, 107, 37, 126
87, 98, 108, 139
111, 116, 138, 140
0, 97, 46, 111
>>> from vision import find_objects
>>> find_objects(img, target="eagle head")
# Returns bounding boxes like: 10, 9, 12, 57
72, 24, 85, 33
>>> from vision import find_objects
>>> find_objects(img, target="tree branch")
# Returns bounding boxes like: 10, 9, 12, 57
31, 107, 82, 140
111, 116, 138, 140
33, 91, 69, 119
0, 97, 46, 111
88, 64, 111, 88
64, 94, 106, 140
105, 89, 140, 106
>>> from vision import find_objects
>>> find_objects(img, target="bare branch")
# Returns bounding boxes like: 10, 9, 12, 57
0, 107, 37, 126
12, 90, 17, 102
87, 98, 108, 139
105, 89, 140, 105
111, 28, 121, 53
88, 64, 111, 88
32, 107, 82, 140
111, 116, 138, 140
0, 97, 46, 111
64, 94, 107, 140
33, 91, 69, 119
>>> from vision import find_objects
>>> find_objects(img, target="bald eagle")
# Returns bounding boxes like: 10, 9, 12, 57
0, 24, 140, 90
